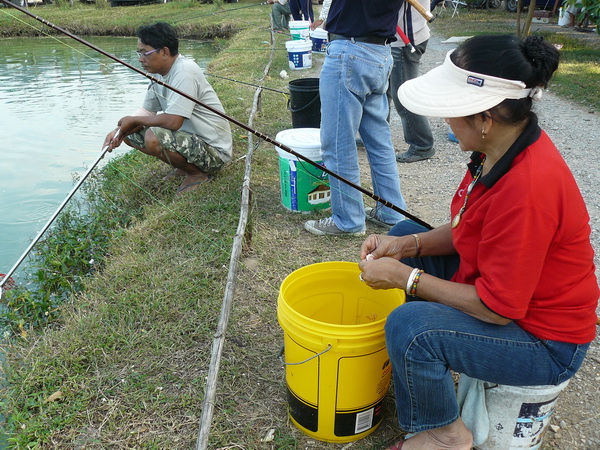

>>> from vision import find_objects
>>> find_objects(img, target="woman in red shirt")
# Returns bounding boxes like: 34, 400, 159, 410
358, 34, 598, 449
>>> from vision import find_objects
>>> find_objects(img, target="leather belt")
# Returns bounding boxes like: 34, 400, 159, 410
328, 33, 393, 46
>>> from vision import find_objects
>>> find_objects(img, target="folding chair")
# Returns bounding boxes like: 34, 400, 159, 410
439, 0, 467, 17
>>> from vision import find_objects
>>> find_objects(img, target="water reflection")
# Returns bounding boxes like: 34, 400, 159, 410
0, 36, 217, 276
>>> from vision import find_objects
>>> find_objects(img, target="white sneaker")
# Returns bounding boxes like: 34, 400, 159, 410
304, 217, 366, 236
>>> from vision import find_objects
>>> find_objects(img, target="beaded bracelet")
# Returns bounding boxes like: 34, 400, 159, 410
412, 233, 422, 258
406, 267, 420, 293
409, 269, 425, 297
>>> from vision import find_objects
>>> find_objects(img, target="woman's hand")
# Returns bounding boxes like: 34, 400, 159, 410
358, 257, 409, 290
360, 234, 412, 261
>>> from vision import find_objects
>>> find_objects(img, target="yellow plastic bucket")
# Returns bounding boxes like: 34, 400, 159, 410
277, 261, 405, 443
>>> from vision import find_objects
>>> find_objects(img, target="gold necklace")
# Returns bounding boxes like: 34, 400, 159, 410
452, 158, 485, 229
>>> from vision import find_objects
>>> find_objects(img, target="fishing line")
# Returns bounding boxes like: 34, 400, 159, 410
0, 6, 427, 237
0, 16, 229, 287
0, 16, 432, 298
0, 146, 111, 294
174, 1, 269, 23
271, 29, 293, 37
203, 71, 288, 95
0, 1, 432, 230
0, 5, 234, 148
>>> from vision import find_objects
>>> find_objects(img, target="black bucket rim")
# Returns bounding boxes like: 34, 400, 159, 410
288, 77, 320, 91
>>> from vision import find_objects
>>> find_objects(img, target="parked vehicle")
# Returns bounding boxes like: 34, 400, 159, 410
468, 0, 503, 9
110, 0, 167, 6
4, 0, 50, 6
506, 0, 561, 12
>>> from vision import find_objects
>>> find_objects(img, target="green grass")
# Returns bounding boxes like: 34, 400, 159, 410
0, 2, 598, 448
429, 8, 600, 111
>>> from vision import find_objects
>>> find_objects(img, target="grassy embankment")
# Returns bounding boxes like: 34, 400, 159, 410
0, 2, 598, 448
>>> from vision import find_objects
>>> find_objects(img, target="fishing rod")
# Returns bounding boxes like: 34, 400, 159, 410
0, 145, 111, 297
1, 0, 433, 231
406, 0, 435, 22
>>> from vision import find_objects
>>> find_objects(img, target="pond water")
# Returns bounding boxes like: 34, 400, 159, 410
0, 34, 218, 446
0, 35, 218, 281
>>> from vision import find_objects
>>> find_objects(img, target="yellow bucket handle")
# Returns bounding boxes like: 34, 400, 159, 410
278, 344, 332, 366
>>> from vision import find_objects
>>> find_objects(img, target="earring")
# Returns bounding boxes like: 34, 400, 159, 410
481, 129, 486, 139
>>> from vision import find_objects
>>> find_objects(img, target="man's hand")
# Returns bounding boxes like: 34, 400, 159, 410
116, 116, 144, 137
103, 128, 122, 152
311, 19, 324, 30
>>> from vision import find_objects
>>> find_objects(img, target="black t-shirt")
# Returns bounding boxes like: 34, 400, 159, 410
326, 0, 403, 38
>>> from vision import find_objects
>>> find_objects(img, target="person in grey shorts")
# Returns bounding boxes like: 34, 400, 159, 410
103, 22, 232, 194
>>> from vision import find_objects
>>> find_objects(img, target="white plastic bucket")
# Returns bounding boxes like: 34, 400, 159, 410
285, 40, 312, 70
476, 380, 570, 450
310, 28, 328, 53
275, 128, 330, 212
289, 20, 310, 40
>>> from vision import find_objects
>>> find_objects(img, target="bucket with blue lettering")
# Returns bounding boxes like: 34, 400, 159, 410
275, 128, 329, 212
286, 39, 312, 70
310, 28, 328, 53
475, 380, 570, 449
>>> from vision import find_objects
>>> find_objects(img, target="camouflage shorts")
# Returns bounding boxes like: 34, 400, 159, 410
127, 127, 225, 175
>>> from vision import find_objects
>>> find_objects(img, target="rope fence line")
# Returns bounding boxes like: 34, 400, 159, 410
0, 5, 434, 444
194, 21, 277, 450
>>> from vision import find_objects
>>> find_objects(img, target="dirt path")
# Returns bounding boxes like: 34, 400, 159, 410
232, 31, 599, 449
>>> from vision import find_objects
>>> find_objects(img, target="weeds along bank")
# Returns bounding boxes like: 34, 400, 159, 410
0, 2, 298, 447
1, 2, 598, 448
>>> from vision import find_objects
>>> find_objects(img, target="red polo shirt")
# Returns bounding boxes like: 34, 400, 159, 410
451, 121, 598, 344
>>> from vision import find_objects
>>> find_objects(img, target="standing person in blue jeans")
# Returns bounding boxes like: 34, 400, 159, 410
389, 0, 436, 164
358, 35, 598, 449
304, 0, 407, 236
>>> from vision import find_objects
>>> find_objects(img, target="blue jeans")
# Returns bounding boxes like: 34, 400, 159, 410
320, 40, 406, 232
385, 220, 591, 432
387, 44, 434, 156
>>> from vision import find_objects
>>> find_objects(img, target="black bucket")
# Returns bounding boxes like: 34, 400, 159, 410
288, 78, 321, 129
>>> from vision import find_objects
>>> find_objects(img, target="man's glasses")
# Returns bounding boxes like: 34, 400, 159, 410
136, 48, 160, 58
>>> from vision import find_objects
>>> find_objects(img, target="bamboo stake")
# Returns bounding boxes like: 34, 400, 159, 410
195, 24, 275, 450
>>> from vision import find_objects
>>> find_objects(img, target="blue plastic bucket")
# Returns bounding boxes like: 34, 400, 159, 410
286, 40, 312, 70
310, 28, 328, 53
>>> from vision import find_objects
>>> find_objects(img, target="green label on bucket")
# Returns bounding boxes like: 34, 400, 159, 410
279, 157, 330, 212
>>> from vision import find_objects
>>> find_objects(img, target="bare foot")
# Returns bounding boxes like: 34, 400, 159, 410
162, 168, 188, 181
395, 418, 473, 450
176, 173, 211, 195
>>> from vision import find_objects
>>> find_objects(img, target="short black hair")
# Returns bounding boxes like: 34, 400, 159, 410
137, 22, 179, 56
452, 34, 559, 124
